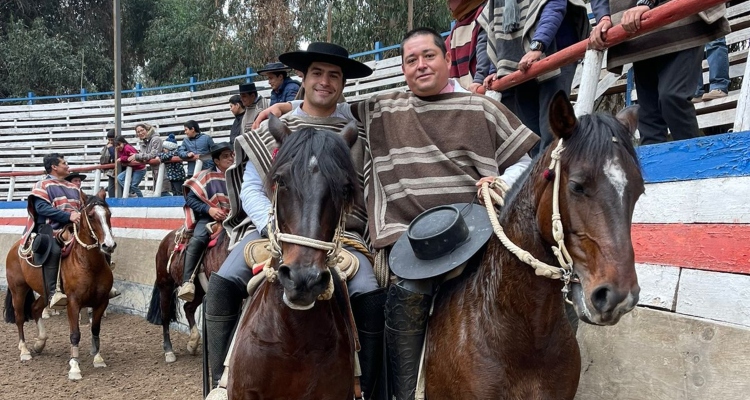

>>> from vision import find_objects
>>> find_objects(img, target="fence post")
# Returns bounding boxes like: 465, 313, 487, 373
574, 49, 605, 117
625, 68, 635, 107
93, 169, 102, 194
375, 41, 382, 61
193, 160, 203, 177
123, 166, 133, 198
80, 88, 87, 102
7, 164, 16, 201
733, 58, 750, 132
153, 163, 166, 197
246, 67, 253, 83
135, 83, 143, 97
190, 76, 196, 92
27, 92, 34, 105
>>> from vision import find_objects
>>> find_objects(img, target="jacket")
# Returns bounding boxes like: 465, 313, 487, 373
134, 126, 163, 163
176, 132, 215, 175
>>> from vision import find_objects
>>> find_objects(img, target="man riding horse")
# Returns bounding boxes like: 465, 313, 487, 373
177, 142, 234, 302
23, 153, 120, 310
203, 42, 385, 399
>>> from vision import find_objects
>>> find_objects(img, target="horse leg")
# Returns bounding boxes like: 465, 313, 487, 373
12, 288, 32, 362
66, 300, 83, 381
157, 285, 177, 363
89, 303, 108, 368
32, 295, 49, 353
184, 291, 204, 356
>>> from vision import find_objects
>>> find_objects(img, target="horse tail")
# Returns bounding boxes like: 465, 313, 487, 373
4, 290, 34, 323
146, 283, 178, 325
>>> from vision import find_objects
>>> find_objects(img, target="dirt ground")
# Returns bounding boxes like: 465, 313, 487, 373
0, 291, 203, 399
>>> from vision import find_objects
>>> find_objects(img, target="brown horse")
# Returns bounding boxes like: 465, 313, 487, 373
146, 226, 229, 363
4, 190, 115, 381
423, 93, 644, 399
227, 118, 360, 399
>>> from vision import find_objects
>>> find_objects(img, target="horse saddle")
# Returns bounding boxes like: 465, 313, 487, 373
205, 221, 223, 249
243, 239, 360, 280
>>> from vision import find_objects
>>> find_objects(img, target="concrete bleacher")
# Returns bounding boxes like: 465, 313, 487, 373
1, 1, 748, 200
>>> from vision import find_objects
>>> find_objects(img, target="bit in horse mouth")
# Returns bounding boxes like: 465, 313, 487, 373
282, 293, 315, 310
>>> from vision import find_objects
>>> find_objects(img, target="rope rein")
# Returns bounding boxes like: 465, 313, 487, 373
73, 208, 100, 251
481, 139, 577, 300
264, 188, 348, 301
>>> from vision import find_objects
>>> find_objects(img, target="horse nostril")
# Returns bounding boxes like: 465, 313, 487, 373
591, 284, 621, 314
277, 264, 292, 284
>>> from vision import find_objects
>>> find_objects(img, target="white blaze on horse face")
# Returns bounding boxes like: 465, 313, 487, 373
94, 206, 116, 249
603, 157, 627, 204
308, 155, 318, 171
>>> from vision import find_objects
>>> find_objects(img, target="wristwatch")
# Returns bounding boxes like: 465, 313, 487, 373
635, 0, 656, 8
529, 40, 545, 52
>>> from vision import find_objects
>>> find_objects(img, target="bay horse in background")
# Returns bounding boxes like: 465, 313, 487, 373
4, 190, 116, 381
146, 225, 229, 363
227, 117, 360, 399
424, 92, 644, 399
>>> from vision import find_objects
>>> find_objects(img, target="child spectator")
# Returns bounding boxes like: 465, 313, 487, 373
159, 133, 187, 196
176, 120, 214, 176
115, 135, 146, 197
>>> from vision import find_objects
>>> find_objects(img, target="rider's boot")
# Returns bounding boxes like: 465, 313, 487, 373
177, 237, 207, 302
384, 283, 432, 400
43, 247, 66, 310
105, 253, 120, 299
352, 288, 387, 400
205, 274, 244, 397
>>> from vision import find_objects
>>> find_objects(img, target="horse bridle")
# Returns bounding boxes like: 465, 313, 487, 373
481, 139, 579, 303
265, 187, 347, 303
73, 204, 103, 251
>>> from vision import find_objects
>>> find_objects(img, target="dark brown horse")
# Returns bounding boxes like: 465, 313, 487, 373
227, 117, 360, 399
4, 190, 115, 380
424, 93, 644, 399
146, 226, 229, 363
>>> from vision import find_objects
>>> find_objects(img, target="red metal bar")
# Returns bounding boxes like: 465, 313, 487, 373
479, 0, 727, 93
0, 157, 186, 178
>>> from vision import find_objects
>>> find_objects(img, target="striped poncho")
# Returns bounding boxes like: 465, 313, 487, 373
360, 91, 539, 249
23, 177, 82, 242
224, 114, 370, 250
183, 168, 229, 231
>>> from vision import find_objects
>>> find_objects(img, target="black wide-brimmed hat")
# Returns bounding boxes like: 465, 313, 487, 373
238, 82, 257, 94
32, 224, 55, 266
200, 142, 233, 161
389, 203, 494, 279
279, 42, 373, 79
257, 62, 290, 75
65, 172, 87, 182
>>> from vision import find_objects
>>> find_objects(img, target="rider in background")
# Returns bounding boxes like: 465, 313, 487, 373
176, 142, 233, 302
24, 153, 83, 309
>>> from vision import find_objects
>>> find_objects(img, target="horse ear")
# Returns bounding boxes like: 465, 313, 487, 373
615, 105, 639, 136
548, 91, 577, 140
268, 114, 292, 145
341, 121, 359, 149
80, 189, 88, 204
97, 188, 107, 200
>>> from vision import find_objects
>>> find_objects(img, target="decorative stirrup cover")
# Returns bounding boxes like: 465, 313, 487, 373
243, 238, 360, 281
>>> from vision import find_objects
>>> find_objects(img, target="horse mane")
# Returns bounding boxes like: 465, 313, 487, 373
264, 127, 359, 212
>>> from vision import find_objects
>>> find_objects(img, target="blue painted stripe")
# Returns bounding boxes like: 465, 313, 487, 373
0, 196, 185, 210
637, 131, 750, 183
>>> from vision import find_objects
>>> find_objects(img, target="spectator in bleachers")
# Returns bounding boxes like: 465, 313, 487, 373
693, 37, 730, 103
177, 120, 215, 176
445, 0, 492, 92
257, 62, 300, 105
99, 129, 117, 198
130, 123, 166, 195
590, 1, 729, 145
238, 83, 269, 134
115, 135, 146, 198
159, 133, 186, 196
479, 0, 590, 156
228, 95, 245, 145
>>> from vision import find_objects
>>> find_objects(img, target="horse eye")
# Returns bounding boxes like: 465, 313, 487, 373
569, 181, 585, 195
274, 175, 286, 187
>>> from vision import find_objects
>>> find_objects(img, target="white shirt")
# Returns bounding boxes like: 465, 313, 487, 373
240, 160, 271, 235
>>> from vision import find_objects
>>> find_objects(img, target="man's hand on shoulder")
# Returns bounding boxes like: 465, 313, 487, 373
252, 103, 290, 130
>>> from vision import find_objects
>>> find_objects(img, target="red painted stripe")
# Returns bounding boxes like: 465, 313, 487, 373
0, 216, 182, 230
633, 223, 750, 274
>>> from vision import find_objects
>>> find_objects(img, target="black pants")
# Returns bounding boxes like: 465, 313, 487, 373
633, 46, 703, 145
170, 180, 185, 196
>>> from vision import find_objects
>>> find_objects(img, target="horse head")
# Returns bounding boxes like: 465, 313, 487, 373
265, 115, 359, 309
535, 92, 644, 326
81, 189, 117, 255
